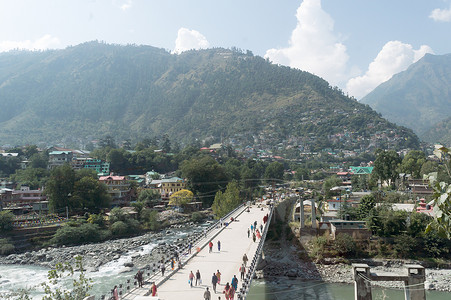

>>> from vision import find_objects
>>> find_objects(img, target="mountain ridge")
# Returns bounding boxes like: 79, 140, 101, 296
360, 53, 451, 143
0, 41, 418, 151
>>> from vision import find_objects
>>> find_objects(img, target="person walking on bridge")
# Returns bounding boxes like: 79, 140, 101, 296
196, 269, 202, 286
160, 261, 166, 277
216, 270, 221, 284
242, 254, 248, 266
151, 282, 157, 297
212, 273, 218, 293
217, 240, 221, 252
204, 287, 211, 300
209, 241, 213, 253
189, 271, 194, 288
239, 264, 246, 280
231, 275, 238, 291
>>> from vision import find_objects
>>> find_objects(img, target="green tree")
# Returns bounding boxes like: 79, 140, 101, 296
137, 189, 161, 206
399, 150, 426, 178
0, 210, 15, 232
161, 134, 171, 153
107, 148, 129, 173
71, 177, 111, 212
264, 161, 284, 182
29, 152, 49, 169
357, 194, 375, 220
10, 168, 49, 189
372, 149, 401, 188
322, 176, 342, 199
45, 164, 76, 211
212, 181, 241, 218
424, 146, 451, 238
181, 156, 228, 206
41, 256, 92, 300
169, 189, 194, 206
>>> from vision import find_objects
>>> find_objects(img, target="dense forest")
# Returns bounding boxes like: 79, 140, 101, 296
0, 41, 418, 149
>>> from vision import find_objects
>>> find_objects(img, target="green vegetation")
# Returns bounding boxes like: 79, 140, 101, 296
0, 42, 418, 150
0, 210, 14, 232
41, 256, 92, 300
45, 165, 111, 213
212, 181, 242, 218
0, 238, 15, 255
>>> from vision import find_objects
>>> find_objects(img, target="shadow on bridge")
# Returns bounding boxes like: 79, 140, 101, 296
247, 201, 337, 300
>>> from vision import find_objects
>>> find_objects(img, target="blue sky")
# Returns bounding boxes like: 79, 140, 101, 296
1, 0, 450, 99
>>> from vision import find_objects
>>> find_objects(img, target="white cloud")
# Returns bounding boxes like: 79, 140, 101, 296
264, 0, 349, 86
429, 5, 451, 22
120, 0, 132, 11
173, 28, 210, 54
345, 41, 433, 99
112, 0, 132, 11
0, 34, 61, 52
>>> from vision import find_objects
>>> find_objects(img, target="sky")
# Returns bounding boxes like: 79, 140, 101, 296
1, 0, 451, 99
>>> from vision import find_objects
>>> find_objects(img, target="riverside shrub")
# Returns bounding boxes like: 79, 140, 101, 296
0, 238, 15, 255
51, 223, 105, 245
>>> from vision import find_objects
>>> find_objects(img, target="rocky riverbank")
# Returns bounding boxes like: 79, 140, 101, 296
0, 222, 203, 272
259, 240, 451, 293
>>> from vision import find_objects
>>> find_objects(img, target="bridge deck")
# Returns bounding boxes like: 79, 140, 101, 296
122, 203, 271, 300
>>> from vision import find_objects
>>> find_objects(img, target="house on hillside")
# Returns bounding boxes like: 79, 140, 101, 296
99, 174, 130, 207
149, 177, 186, 199
48, 151, 73, 169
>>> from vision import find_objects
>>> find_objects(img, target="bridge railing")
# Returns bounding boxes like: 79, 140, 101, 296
239, 201, 275, 300
119, 202, 247, 299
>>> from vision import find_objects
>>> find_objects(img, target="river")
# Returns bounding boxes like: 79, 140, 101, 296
247, 278, 450, 300
1, 223, 450, 299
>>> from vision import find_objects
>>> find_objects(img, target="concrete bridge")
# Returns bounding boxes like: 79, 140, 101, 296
117, 201, 273, 300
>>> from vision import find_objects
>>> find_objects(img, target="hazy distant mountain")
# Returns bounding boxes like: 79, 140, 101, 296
0, 42, 418, 149
360, 53, 451, 143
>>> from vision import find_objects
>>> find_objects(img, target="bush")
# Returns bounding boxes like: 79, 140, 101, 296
0, 238, 15, 255
51, 223, 105, 245
191, 212, 204, 223
125, 218, 141, 234
111, 221, 128, 236
309, 235, 328, 260
332, 233, 356, 257
392, 234, 418, 258
142, 209, 161, 231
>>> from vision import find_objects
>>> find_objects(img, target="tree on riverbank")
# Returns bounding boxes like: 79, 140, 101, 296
212, 181, 241, 218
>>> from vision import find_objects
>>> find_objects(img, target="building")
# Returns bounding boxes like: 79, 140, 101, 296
329, 219, 370, 239
84, 158, 110, 175
48, 151, 73, 169
148, 177, 186, 198
99, 174, 130, 206
0, 186, 47, 214
416, 198, 434, 216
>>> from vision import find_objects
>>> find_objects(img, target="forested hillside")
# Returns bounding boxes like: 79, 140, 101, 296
0, 42, 418, 150
361, 53, 451, 143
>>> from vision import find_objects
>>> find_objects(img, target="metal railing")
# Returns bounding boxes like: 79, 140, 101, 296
238, 202, 275, 300
118, 202, 248, 299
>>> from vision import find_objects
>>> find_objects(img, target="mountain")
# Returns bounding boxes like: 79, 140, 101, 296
0, 41, 418, 150
360, 53, 451, 143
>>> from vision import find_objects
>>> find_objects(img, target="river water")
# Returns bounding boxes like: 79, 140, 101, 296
247, 278, 450, 300
1, 224, 450, 299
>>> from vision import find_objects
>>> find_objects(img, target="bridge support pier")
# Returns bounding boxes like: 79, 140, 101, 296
353, 264, 426, 300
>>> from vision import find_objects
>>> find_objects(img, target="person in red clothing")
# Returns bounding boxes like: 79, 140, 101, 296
151, 282, 157, 296
209, 241, 213, 253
